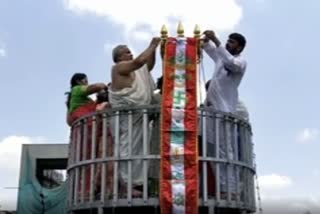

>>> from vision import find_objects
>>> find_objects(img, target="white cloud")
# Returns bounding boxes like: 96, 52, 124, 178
131, 30, 154, 42
262, 198, 320, 214
312, 169, 320, 177
258, 174, 293, 190
296, 128, 319, 144
0, 38, 7, 57
0, 136, 46, 210
256, 173, 320, 214
104, 42, 118, 53
0, 48, 6, 57
64, 0, 243, 38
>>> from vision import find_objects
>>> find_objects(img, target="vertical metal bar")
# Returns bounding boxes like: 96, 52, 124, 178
248, 127, 252, 166
249, 169, 252, 209
235, 165, 240, 204
215, 114, 220, 201
246, 126, 250, 166
215, 114, 220, 159
202, 110, 208, 204
253, 171, 256, 209
70, 128, 75, 165
127, 111, 133, 203
250, 170, 254, 209
101, 114, 108, 202
238, 124, 243, 163
113, 111, 120, 204
81, 119, 88, 202
225, 117, 231, 203
252, 171, 256, 210
68, 128, 75, 207
68, 168, 74, 207
245, 168, 249, 208
90, 116, 97, 202
234, 119, 239, 161
251, 143, 255, 169
74, 122, 81, 205
248, 169, 251, 209
241, 124, 246, 164
233, 120, 240, 204
143, 109, 148, 202
242, 167, 246, 206
98, 207, 104, 214
208, 206, 215, 214
245, 125, 249, 165
242, 124, 248, 206
247, 169, 250, 209
249, 131, 253, 167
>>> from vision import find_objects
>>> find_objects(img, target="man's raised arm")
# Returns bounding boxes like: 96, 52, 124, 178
115, 38, 161, 76
204, 30, 246, 73
216, 46, 246, 74
146, 48, 156, 71
203, 39, 219, 63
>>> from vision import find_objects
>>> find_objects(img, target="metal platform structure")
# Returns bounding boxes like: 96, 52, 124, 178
67, 105, 256, 214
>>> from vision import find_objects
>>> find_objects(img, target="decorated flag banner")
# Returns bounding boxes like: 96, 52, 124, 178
161, 37, 199, 214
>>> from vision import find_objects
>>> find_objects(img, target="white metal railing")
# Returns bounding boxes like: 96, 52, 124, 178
67, 105, 256, 213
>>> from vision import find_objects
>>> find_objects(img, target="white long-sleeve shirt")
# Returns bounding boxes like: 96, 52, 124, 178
204, 41, 247, 113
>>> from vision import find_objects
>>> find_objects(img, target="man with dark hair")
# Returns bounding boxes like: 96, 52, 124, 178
202, 30, 247, 200
203, 30, 247, 112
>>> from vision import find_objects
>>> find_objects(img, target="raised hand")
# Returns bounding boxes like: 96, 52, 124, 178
150, 37, 161, 47
203, 30, 216, 41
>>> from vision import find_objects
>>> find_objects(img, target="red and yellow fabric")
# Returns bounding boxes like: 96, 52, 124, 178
161, 37, 199, 214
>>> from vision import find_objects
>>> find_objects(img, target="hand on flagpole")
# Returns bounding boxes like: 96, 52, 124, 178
150, 37, 161, 48
203, 30, 221, 47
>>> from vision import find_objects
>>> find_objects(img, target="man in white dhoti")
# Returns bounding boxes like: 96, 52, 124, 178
109, 38, 161, 196
203, 30, 247, 199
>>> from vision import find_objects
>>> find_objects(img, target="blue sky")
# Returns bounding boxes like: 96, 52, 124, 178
0, 0, 319, 212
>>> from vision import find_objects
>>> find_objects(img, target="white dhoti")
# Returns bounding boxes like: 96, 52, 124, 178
109, 64, 155, 186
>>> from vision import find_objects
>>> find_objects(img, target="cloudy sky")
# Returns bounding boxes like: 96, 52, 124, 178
0, 0, 319, 213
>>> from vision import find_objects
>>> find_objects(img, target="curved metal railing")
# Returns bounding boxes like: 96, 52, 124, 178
67, 105, 256, 213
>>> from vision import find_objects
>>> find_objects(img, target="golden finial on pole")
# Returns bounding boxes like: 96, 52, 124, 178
177, 21, 184, 37
160, 24, 168, 59
193, 24, 202, 63
161, 24, 168, 39
194, 24, 201, 38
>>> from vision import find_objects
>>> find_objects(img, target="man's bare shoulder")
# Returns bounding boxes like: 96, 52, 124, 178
112, 61, 134, 75
111, 63, 124, 77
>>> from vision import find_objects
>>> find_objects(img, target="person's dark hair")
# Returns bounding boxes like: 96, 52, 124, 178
66, 73, 87, 109
229, 33, 246, 51
205, 80, 211, 92
96, 88, 109, 104
156, 76, 163, 94
112, 45, 127, 63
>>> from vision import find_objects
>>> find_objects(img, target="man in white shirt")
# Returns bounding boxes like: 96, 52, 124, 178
202, 30, 247, 199
203, 30, 247, 113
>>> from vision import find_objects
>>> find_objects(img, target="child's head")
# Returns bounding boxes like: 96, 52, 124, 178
96, 88, 109, 103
